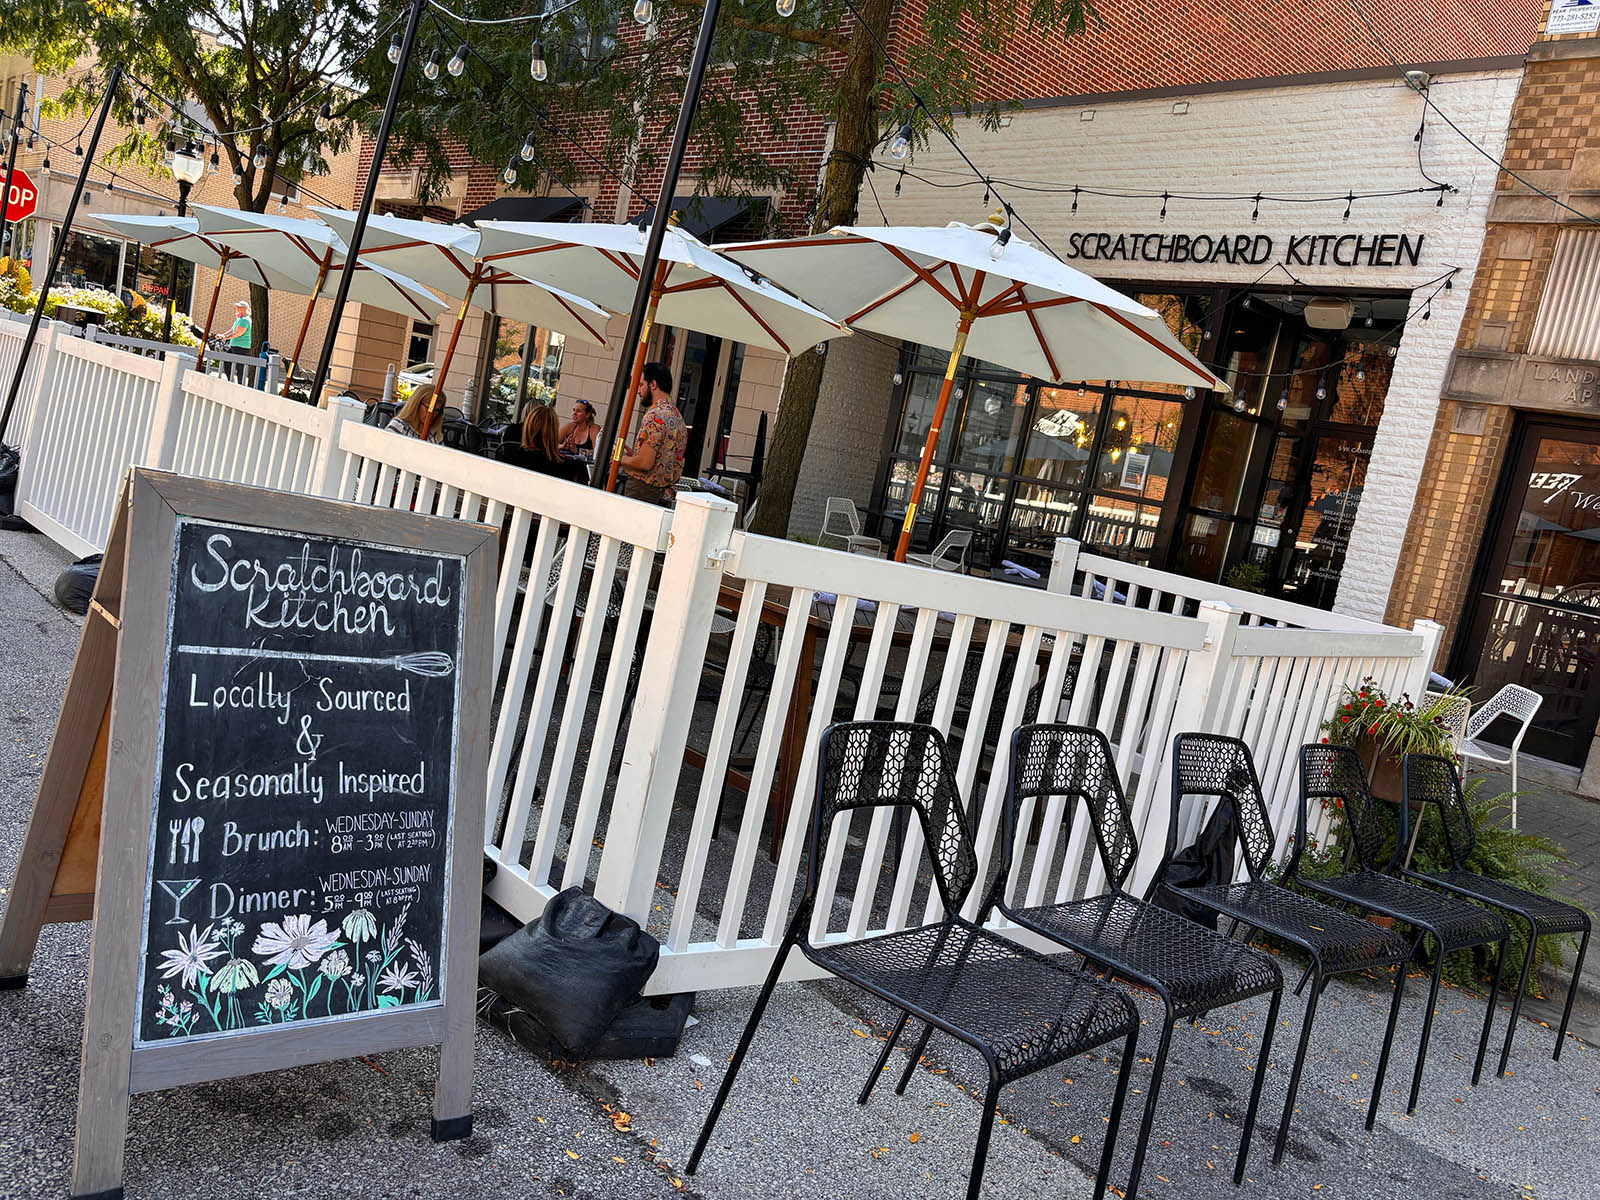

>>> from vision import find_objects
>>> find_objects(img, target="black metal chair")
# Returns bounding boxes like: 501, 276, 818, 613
997, 724, 1284, 1196
688, 722, 1143, 1200
1296, 745, 1510, 1110
1168, 733, 1414, 1165
1400, 753, 1591, 1075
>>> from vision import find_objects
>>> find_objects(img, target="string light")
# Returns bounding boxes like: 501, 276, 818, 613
632, 0, 654, 23
40, 154, 50, 175
208, 148, 220, 174
519, 130, 538, 161
1251, 193, 1261, 222
777, 0, 797, 13
888, 123, 912, 161
502, 155, 519, 185
315, 102, 332, 132
424, 46, 443, 81
892, 370, 903, 386
387, 31, 403, 64
530, 35, 548, 82
1158, 191, 1169, 222
1355, 365, 1366, 382
448, 44, 469, 76
251, 144, 266, 170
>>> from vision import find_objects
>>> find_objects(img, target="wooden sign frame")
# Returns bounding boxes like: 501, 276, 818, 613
0, 469, 497, 1200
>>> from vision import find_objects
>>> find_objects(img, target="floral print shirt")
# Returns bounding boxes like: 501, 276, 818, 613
628, 400, 687, 498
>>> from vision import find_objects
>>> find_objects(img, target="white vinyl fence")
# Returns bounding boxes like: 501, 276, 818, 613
3, 328, 1439, 993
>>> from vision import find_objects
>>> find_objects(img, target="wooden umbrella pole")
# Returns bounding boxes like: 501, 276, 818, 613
894, 313, 973, 562
420, 274, 478, 440
282, 258, 331, 396
604, 283, 663, 490
198, 261, 228, 345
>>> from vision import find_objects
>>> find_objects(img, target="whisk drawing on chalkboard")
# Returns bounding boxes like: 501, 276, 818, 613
176, 645, 456, 677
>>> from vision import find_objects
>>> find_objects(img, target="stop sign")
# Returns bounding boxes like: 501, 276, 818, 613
4, 169, 38, 224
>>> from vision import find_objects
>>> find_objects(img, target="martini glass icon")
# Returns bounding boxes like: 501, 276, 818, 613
157, 878, 201, 926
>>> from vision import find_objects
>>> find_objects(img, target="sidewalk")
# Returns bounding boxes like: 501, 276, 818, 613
1, 529, 1597, 1199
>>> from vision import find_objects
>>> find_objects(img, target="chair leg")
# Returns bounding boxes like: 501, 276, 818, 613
1510, 757, 1518, 829
1555, 929, 1591, 1061
1406, 956, 1444, 1115
1273, 962, 1323, 1166
965, 1068, 1003, 1200
896, 1021, 937, 1095
687, 939, 794, 1175
1472, 937, 1506, 1086
1496, 916, 1538, 1078
1095, 1026, 1140, 1200
859, 1010, 909, 1105
1367, 963, 1409, 1131
1121, 1013, 1175, 1200
1236, 986, 1282, 1184
1291, 962, 1315, 997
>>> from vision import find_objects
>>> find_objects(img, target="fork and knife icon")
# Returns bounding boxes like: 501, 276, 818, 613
167, 816, 205, 865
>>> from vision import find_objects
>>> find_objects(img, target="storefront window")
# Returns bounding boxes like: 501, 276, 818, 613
1022, 387, 1099, 485
130, 243, 194, 314
893, 371, 961, 461
57, 230, 121, 291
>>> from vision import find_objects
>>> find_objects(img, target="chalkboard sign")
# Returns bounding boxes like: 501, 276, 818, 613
0, 470, 499, 1200
136, 518, 465, 1045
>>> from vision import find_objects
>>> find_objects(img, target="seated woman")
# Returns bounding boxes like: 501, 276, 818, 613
558, 399, 599, 458
498, 404, 588, 483
386, 384, 446, 444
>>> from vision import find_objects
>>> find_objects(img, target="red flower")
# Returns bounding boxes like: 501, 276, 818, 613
1374, 700, 1384, 708
1320, 737, 1329, 744
1367, 724, 1378, 735
1340, 716, 1350, 723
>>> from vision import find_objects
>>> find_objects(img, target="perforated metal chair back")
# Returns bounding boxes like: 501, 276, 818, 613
1170, 733, 1278, 880
813, 722, 979, 919
931, 528, 974, 569
1465, 683, 1542, 741
1300, 743, 1392, 872
1425, 691, 1472, 755
1009, 724, 1138, 890
1403, 752, 1476, 868
821, 497, 864, 544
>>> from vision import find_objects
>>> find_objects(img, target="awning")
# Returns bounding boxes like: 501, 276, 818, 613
634, 196, 768, 242
460, 194, 584, 226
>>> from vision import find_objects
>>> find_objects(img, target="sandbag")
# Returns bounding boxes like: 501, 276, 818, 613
53, 553, 102, 615
477, 887, 658, 1059
1146, 798, 1238, 930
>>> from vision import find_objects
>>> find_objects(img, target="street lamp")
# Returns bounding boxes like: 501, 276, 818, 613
162, 141, 205, 344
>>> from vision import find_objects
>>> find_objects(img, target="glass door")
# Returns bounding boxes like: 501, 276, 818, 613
1461, 424, 1600, 765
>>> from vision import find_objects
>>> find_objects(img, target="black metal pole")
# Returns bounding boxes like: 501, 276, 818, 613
0, 64, 121, 447
304, 0, 426, 408
590, 0, 722, 490
0, 82, 28, 258
160, 176, 192, 344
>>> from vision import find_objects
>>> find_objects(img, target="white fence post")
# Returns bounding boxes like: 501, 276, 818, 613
309, 395, 366, 498
15, 320, 62, 464
1046, 536, 1081, 594
1405, 618, 1446, 698
141, 354, 196, 471
1128, 600, 1241, 897
593, 492, 739, 921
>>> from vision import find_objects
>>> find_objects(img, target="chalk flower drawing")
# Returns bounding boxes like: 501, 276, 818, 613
319, 948, 353, 981
265, 978, 293, 1009
379, 961, 419, 994
253, 915, 340, 970
343, 908, 378, 944
158, 923, 223, 989
210, 957, 260, 994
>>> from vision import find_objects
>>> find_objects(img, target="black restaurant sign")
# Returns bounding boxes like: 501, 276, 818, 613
134, 517, 464, 1046
1061, 230, 1425, 269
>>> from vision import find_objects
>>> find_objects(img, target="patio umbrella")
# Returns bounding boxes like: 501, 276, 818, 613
474, 217, 847, 487
310, 207, 611, 409
725, 215, 1225, 559
190, 205, 450, 396
87, 213, 305, 344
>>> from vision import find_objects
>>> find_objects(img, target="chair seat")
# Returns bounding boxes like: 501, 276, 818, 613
1302, 870, 1508, 950
1417, 870, 1590, 936
1182, 881, 1413, 975
1460, 738, 1511, 764
806, 920, 1137, 1084
1007, 894, 1281, 1017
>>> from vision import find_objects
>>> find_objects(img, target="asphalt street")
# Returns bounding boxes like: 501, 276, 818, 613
0, 529, 1595, 1200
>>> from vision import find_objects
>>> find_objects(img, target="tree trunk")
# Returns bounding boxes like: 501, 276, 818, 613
748, 0, 895, 538
248, 281, 270, 355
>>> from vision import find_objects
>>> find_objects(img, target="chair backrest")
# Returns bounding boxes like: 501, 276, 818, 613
1425, 690, 1472, 755
1299, 744, 1393, 873
1465, 684, 1543, 744
1403, 752, 1475, 868
812, 722, 980, 922
821, 497, 862, 542
1008, 724, 1138, 892
1170, 733, 1279, 881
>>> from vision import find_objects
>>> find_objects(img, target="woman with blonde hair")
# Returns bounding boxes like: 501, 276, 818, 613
386, 383, 446, 443
498, 403, 587, 483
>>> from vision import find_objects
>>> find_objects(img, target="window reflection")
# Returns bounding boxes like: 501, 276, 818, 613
956, 378, 1029, 475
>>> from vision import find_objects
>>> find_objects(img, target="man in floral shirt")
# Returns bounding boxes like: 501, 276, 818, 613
618, 361, 686, 505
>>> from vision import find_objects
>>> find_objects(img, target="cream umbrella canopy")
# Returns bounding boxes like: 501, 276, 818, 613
86, 213, 307, 344
310, 206, 611, 405
474, 217, 847, 487
189, 205, 450, 395
724, 216, 1226, 560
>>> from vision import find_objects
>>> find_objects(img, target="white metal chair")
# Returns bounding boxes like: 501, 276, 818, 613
1424, 690, 1472, 757
819, 497, 881, 556
1461, 684, 1543, 826
907, 527, 973, 572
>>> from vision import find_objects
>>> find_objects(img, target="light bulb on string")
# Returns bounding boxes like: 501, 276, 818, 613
1422, 302, 1431, 321
208, 149, 219, 174
954, 386, 964, 400
424, 47, 443, 81
1387, 345, 1398, 358
315, 102, 332, 132
279, 194, 288, 213
501, 156, 518, 186
1277, 389, 1289, 410
888, 123, 912, 161
1355, 365, 1366, 382
1078, 385, 1086, 398
1365, 312, 1374, 327
776, 0, 797, 13
40, 155, 50, 176
74, 142, 83, 160
892, 370, 903, 386
530, 36, 548, 81
1315, 380, 1327, 401
232, 169, 243, 186
387, 32, 403, 64
633, 0, 654, 23
251, 144, 267, 170
1183, 386, 1196, 400
1234, 396, 1246, 412
519, 131, 538, 162
448, 44, 468, 77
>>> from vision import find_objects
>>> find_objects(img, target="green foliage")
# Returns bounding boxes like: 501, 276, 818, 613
1320, 676, 1462, 761
1222, 561, 1267, 594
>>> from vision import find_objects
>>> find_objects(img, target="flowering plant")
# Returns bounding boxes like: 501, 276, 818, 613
1318, 677, 1463, 761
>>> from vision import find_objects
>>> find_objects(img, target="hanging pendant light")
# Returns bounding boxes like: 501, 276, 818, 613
530, 36, 548, 82
423, 46, 443, 81
776, 0, 797, 13
519, 131, 538, 162
633, 0, 654, 23
388, 32, 403, 64
501, 155, 518, 186
448, 44, 469, 77
888, 123, 912, 161
315, 102, 332, 133
251, 144, 267, 170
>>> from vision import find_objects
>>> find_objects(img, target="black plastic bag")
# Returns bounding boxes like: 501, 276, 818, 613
1145, 799, 1238, 930
477, 886, 658, 1058
0, 445, 19, 517
53, 553, 102, 615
